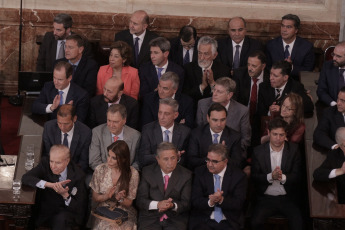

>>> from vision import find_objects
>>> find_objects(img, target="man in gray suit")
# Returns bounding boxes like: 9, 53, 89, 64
89, 104, 140, 170
196, 77, 251, 151
42, 104, 91, 173
137, 142, 192, 230
139, 98, 191, 168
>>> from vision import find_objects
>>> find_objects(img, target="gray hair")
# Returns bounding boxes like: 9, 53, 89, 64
159, 98, 179, 112
54, 13, 73, 29
50, 144, 71, 159
215, 77, 236, 93
335, 127, 345, 145
160, 72, 179, 90
198, 36, 218, 55
156, 142, 178, 157
107, 104, 127, 119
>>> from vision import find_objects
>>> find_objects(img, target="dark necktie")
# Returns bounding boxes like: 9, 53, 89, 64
134, 37, 140, 64
63, 133, 68, 147
275, 88, 281, 103
72, 65, 77, 76
157, 67, 164, 80
339, 69, 345, 90
213, 134, 219, 144
57, 41, 65, 59
284, 45, 290, 59
249, 78, 258, 123
233, 45, 240, 69
183, 50, 190, 65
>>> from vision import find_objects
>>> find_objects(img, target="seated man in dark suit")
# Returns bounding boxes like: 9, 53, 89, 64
139, 37, 184, 96
115, 10, 158, 68
190, 144, 247, 230
266, 14, 315, 81
251, 117, 303, 230
217, 17, 263, 74
137, 142, 192, 230
314, 127, 345, 204
317, 41, 345, 106
141, 71, 194, 128
257, 60, 314, 118
314, 87, 345, 150
196, 77, 251, 152
183, 36, 231, 104
169, 25, 198, 67
22, 144, 87, 230
42, 104, 91, 173
56, 34, 98, 96
139, 98, 191, 168
88, 77, 139, 129
188, 103, 242, 170
89, 104, 140, 170
32, 61, 89, 122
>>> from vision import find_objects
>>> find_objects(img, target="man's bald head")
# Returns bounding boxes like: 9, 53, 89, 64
103, 78, 124, 103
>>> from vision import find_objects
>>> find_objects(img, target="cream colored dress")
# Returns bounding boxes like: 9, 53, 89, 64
90, 164, 139, 230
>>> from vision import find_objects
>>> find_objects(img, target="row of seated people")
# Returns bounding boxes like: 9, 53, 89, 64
35, 10, 315, 102
23, 116, 309, 230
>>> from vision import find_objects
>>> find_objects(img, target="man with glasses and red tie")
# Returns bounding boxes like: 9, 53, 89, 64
265, 14, 315, 81
89, 104, 140, 170
317, 41, 345, 107
188, 103, 243, 170
190, 143, 247, 230
137, 142, 192, 230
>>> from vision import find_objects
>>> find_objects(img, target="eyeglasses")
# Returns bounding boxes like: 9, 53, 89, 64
205, 158, 225, 165
331, 52, 345, 59
281, 104, 295, 111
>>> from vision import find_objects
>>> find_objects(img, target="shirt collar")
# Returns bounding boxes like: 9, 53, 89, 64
283, 38, 296, 48
68, 59, 81, 66
133, 30, 146, 41
161, 169, 173, 178
59, 82, 71, 94
276, 82, 287, 93
232, 39, 244, 48
269, 143, 284, 154
161, 123, 174, 133
108, 95, 121, 107
59, 167, 68, 180
61, 123, 75, 137
111, 127, 124, 139
156, 60, 169, 70
214, 165, 227, 178
210, 128, 223, 139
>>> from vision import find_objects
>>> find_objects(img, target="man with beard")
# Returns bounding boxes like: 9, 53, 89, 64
317, 41, 345, 106
36, 14, 92, 72
183, 36, 231, 105
88, 77, 138, 129
115, 10, 158, 68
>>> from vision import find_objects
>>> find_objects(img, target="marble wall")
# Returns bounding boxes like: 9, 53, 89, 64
0, 0, 341, 94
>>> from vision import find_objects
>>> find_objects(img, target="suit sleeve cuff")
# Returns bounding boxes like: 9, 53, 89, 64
329, 169, 337, 178
267, 173, 273, 183
199, 85, 204, 95
330, 101, 337, 106
149, 201, 158, 210
280, 174, 286, 184
331, 144, 338, 150
36, 180, 47, 189
45, 104, 53, 113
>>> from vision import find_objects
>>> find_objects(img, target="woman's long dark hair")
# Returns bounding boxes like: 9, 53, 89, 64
107, 140, 131, 195
281, 93, 304, 138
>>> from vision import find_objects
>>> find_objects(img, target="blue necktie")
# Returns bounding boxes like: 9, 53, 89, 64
163, 130, 170, 142
284, 45, 290, 59
59, 91, 64, 105
339, 69, 345, 90
157, 67, 164, 80
214, 174, 223, 223
183, 50, 190, 65
63, 133, 68, 147
233, 45, 240, 69
134, 37, 139, 64
213, 134, 219, 144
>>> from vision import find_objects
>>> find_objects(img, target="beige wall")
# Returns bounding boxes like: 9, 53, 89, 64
1, 0, 341, 22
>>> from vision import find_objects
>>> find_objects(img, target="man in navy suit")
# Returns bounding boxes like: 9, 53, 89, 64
139, 98, 191, 168
32, 61, 89, 123
317, 41, 345, 106
251, 117, 303, 230
257, 60, 314, 117
266, 14, 315, 81
314, 87, 345, 150
42, 104, 91, 173
141, 71, 194, 128
88, 77, 139, 129
183, 36, 231, 104
190, 144, 247, 230
115, 10, 158, 68
55, 34, 98, 96
169, 25, 198, 67
139, 37, 184, 97
188, 103, 243, 170
217, 17, 263, 75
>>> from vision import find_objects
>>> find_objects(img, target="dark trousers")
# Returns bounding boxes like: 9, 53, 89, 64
192, 219, 234, 230
251, 195, 303, 230
37, 211, 76, 230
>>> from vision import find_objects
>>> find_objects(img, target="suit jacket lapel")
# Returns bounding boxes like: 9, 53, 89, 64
243, 72, 251, 104
221, 166, 231, 192
172, 123, 181, 146
70, 124, 79, 157
65, 83, 74, 104
335, 111, 345, 126
240, 37, 249, 65
226, 38, 234, 67
264, 143, 272, 173
150, 63, 159, 91
332, 67, 340, 98
206, 170, 215, 194
154, 122, 163, 144
165, 166, 179, 197
153, 164, 165, 195
195, 64, 203, 84
290, 37, 299, 61
103, 127, 112, 153
281, 143, 289, 172
277, 37, 285, 59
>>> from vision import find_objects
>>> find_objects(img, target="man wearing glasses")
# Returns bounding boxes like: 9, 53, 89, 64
190, 144, 247, 230
188, 103, 242, 170
317, 41, 345, 107
265, 14, 315, 81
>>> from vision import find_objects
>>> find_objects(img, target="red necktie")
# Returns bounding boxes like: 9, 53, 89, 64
249, 78, 258, 123
160, 175, 170, 221
113, 136, 118, 142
